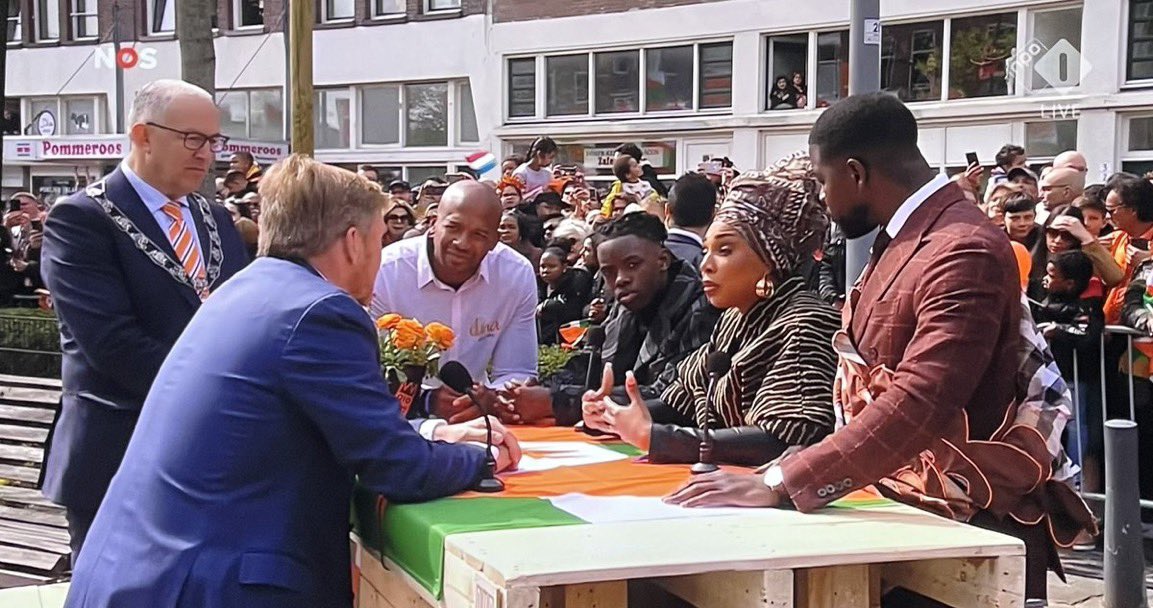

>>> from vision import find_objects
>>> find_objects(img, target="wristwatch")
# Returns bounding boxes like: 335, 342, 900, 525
762, 464, 788, 499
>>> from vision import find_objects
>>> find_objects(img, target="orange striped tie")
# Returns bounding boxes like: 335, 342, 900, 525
162, 202, 206, 285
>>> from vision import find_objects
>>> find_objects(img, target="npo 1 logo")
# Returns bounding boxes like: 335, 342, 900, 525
93, 46, 159, 70
1006, 38, 1091, 94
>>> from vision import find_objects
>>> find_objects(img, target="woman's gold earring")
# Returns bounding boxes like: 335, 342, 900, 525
755, 275, 775, 300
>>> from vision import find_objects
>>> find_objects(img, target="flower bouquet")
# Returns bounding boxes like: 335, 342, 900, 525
375, 314, 455, 417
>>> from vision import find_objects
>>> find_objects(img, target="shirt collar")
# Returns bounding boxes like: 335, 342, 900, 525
415, 236, 491, 289
666, 227, 704, 246
120, 161, 189, 213
884, 173, 951, 240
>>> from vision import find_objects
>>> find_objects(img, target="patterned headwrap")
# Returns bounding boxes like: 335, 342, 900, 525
495, 176, 525, 194
713, 151, 828, 278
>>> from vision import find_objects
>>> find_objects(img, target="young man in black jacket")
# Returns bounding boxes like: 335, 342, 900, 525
502, 212, 720, 425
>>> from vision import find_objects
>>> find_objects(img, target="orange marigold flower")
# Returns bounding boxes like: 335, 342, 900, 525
425, 322, 455, 350
392, 319, 426, 350
376, 313, 402, 330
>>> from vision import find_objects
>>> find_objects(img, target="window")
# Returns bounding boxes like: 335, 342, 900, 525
35, 0, 60, 41
219, 89, 285, 141
508, 58, 536, 118
29, 99, 58, 134
881, 21, 943, 102
150, 0, 174, 33
70, 0, 98, 39
361, 84, 401, 145
595, 51, 639, 114
405, 82, 448, 147
1129, 116, 1153, 151
1031, 8, 1083, 91
426, 0, 461, 11
645, 46, 693, 112
546, 55, 589, 116
249, 89, 283, 140
1024, 120, 1077, 158
374, 0, 404, 17
699, 43, 733, 109
7, 1, 20, 43
948, 13, 1015, 99
816, 31, 849, 107
2, 99, 20, 135
1130, 0, 1153, 80
64, 98, 95, 134
458, 82, 478, 143
324, 0, 354, 22
407, 166, 448, 184
235, 0, 263, 28
315, 89, 351, 149
766, 34, 808, 110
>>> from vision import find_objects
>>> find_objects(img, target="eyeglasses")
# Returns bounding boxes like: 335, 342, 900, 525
386, 214, 412, 223
146, 122, 230, 153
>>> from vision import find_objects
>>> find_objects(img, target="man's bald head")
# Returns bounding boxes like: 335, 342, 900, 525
1040, 166, 1085, 210
429, 180, 505, 287
1054, 150, 1088, 173
438, 180, 503, 227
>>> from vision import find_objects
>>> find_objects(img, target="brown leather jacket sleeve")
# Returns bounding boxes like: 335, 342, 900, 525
780, 237, 1015, 512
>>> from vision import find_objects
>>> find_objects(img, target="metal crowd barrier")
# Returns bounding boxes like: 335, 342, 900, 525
1066, 324, 1153, 512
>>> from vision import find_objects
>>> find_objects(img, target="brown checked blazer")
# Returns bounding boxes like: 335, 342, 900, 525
780, 182, 1054, 520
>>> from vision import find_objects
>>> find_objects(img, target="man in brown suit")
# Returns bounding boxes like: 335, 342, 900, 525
665, 93, 1091, 604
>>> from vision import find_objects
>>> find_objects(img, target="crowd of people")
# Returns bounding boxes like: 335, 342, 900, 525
19, 78, 1153, 607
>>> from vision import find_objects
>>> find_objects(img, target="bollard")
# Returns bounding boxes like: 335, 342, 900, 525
1104, 419, 1148, 608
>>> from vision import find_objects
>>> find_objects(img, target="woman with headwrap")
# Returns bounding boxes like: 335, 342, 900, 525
582, 152, 841, 466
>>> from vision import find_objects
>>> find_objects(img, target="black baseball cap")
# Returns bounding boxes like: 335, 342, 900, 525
388, 180, 411, 192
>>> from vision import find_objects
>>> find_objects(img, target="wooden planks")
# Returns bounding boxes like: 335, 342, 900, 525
795, 565, 871, 608
656, 569, 794, 608
881, 556, 1025, 608
0, 445, 42, 465
0, 406, 53, 427
0, 425, 47, 445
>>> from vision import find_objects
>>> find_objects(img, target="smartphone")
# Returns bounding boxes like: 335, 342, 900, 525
965, 152, 980, 168
698, 160, 723, 175
6, 199, 19, 214
30, 220, 43, 232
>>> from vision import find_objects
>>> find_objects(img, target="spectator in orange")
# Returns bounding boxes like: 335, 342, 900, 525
1103, 174, 1153, 324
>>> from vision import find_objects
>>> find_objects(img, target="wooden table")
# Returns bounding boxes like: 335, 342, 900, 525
352, 428, 1025, 608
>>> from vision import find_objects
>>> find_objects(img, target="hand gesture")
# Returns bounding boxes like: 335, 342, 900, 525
1050, 215, 1093, 246
587, 298, 607, 324
663, 470, 783, 508
581, 364, 652, 450
497, 379, 554, 425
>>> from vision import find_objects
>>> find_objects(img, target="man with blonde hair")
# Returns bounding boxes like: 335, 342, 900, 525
65, 155, 520, 608
40, 79, 249, 562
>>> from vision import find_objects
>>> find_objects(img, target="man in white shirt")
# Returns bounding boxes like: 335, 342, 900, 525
372, 181, 538, 422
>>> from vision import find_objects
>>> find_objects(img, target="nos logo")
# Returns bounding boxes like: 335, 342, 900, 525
93, 47, 159, 70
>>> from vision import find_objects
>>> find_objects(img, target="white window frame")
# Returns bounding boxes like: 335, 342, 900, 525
315, 87, 354, 150
69, 0, 98, 39
148, 0, 175, 35
424, 0, 461, 14
763, 29, 814, 112
7, 1, 21, 44
456, 81, 479, 145
218, 89, 284, 140
24, 96, 104, 135
371, 0, 405, 20
506, 39, 733, 123
403, 81, 452, 149
358, 83, 402, 148
34, 0, 60, 42
1023, 4, 1085, 95
1122, 114, 1153, 164
322, 0, 355, 24
1123, 0, 1153, 87
232, 0, 264, 30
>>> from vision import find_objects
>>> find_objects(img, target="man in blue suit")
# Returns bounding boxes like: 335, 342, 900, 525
65, 155, 520, 608
40, 80, 250, 562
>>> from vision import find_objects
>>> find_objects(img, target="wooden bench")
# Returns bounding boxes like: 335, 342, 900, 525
0, 374, 69, 588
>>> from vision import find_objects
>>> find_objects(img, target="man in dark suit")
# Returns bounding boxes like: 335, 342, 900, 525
665, 93, 1092, 604
665, 172, 716, 270
64, 155, 519, 608
40, 80, 250, 563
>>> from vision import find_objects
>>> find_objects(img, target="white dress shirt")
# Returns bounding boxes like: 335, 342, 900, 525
883, 172, 952, 240
371, 236, 539, 388
120, 161, 204, 253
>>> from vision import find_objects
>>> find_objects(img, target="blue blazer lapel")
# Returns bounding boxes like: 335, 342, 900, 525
104, 169, 180, 262
103, 168, 203, 309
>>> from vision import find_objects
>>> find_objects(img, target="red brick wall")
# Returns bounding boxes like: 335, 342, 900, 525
493, 0, 722, 23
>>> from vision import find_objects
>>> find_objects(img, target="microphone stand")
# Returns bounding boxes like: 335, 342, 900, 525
691, 371, 721, 475
463, 387, 505, 493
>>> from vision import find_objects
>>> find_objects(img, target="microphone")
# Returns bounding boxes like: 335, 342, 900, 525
576, 326, 610, 436
438, 361, 504, 493
691, 351, 732, 475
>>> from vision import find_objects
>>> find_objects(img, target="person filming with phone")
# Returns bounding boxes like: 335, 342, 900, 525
3, 192, 46, 299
